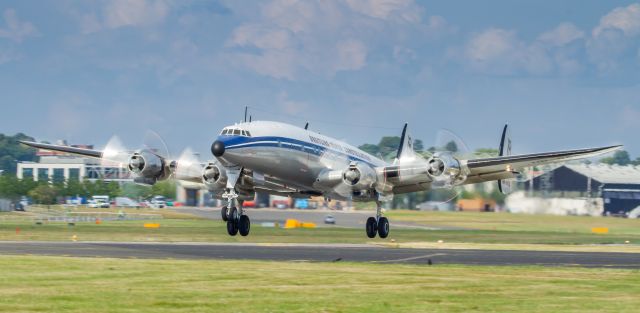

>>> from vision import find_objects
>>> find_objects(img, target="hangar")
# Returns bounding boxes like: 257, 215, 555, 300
526, 164, 640, 215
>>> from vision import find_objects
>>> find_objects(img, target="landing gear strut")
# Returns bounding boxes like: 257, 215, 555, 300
365, 201, 389, 238
222, 188, 251, 237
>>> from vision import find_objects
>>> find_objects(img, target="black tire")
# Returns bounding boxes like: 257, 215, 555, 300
221, 206, 228, 221
366, 217, 377, 238
377, 217, 389, 239
228, 207, 238, 221
226, 220, 238, 236
239, 215, 251, 236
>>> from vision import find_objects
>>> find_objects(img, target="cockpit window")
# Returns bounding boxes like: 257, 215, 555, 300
221, 128, 251, 136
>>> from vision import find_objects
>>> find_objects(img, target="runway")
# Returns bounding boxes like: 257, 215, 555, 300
1, 241, 638, 268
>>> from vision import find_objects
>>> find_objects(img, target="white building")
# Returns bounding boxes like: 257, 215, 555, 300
16, 141, 131, 183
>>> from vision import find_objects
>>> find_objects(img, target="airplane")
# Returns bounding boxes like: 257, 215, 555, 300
20, 121, 621, 238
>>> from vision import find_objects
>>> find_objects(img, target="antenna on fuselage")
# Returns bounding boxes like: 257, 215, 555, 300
244, 106, 248, 122
304, 122, 309, 130
249, 115, 252, 122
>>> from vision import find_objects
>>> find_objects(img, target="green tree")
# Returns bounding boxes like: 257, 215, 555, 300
600, 150, 631, 165
28, 184, 57, 205
0, 133, 38, 175
358, 143, 379, 156
413, 139, 424, 152
474, 148, 499, 158
119, 183, 152, 200
151, 180, 177, 199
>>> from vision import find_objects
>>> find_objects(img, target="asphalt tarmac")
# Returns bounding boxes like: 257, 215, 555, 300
1, 241, 638, 268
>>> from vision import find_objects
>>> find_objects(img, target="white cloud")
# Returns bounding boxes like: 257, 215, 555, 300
0, 9, 38, 42
538, 23, 584, 46
79, 0, 169, 34
465, 24, 586, 75
226, 0, 440, 80
277, 91, 310, 115
587, 3, 640, 72
335, 39, 367, 71
593, 3, 640, 37
466, 28, 518, 63
104, 0, 168, 29
345, 0, 421, 23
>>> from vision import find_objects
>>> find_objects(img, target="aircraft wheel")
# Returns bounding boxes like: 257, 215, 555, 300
227, 219, 238, 236
228, 207, 238, 222
221, 206, 229, 221
366, 217, 377, 238
239, 215, 251, 236
377, 217, 389, 239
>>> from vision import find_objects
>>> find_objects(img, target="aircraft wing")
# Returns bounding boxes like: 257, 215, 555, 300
463, 145, 622, 185
19, 140, 103, 158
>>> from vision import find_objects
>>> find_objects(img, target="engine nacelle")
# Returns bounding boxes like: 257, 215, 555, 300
342, 162, 377, 191
128, 150, 167, 184
426, 153, 465, 186
202, 162, 227, 190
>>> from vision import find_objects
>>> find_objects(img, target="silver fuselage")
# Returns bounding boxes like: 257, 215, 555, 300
214, 121, 388, 197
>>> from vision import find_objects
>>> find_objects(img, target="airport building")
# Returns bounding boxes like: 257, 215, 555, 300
16, 141, 132, 183
525, 164, 640, 215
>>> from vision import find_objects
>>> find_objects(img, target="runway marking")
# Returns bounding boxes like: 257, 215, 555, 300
373, 253, 446, 263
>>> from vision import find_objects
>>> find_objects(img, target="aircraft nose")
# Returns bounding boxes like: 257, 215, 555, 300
211, 140, 225, 157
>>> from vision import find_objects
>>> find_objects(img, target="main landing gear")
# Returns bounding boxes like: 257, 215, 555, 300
365, 201, 389, 239
221, 189, 250, 237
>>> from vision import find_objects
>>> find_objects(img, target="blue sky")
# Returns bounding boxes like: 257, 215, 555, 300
0, 0, 639, 159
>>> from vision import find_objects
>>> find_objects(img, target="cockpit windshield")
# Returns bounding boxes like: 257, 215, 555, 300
220, 127, 251, 137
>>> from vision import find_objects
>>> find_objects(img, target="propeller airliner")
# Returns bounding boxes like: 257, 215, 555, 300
20, 121, 621, 238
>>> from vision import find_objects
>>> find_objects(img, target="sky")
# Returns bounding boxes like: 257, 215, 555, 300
0, 0, 639, 159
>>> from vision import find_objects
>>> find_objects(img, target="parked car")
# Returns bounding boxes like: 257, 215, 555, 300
88, 199, 110, 208
115, 197, 141, 208
149, 196, 166, 209
324, 214, 336, 224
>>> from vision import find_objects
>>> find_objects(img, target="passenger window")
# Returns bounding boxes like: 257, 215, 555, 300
233, 129, 241, 135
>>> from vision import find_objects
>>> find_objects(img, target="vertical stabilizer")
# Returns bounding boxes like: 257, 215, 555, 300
498, 124, 513, 194
395, 123, 418, 164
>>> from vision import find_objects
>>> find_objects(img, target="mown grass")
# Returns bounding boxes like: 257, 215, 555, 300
0, 255, 638, 313
2, 208, 640, 250
1, 218, 639, 248
387, 210, 640, 235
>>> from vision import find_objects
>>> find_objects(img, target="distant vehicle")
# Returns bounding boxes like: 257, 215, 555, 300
88, 199, 110, 208
294, 199, 309, 209
19, 196, 30, 208
457, 198, 495, 212
272, 199, 289, 209
149, 195, 166, 209
324, 215, 336, 224
416, 201, 453, 211
14, 202, 25, 211
243, 200, 256, 208
115, 197, 141, 208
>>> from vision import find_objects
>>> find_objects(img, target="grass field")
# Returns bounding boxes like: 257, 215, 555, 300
0, 255, 638, 313
1, 208, 640, 252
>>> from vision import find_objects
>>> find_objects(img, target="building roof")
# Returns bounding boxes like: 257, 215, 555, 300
564, 164, 640, 185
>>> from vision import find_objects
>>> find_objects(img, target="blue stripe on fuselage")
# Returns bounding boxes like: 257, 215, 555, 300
218, 135, 379, 168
